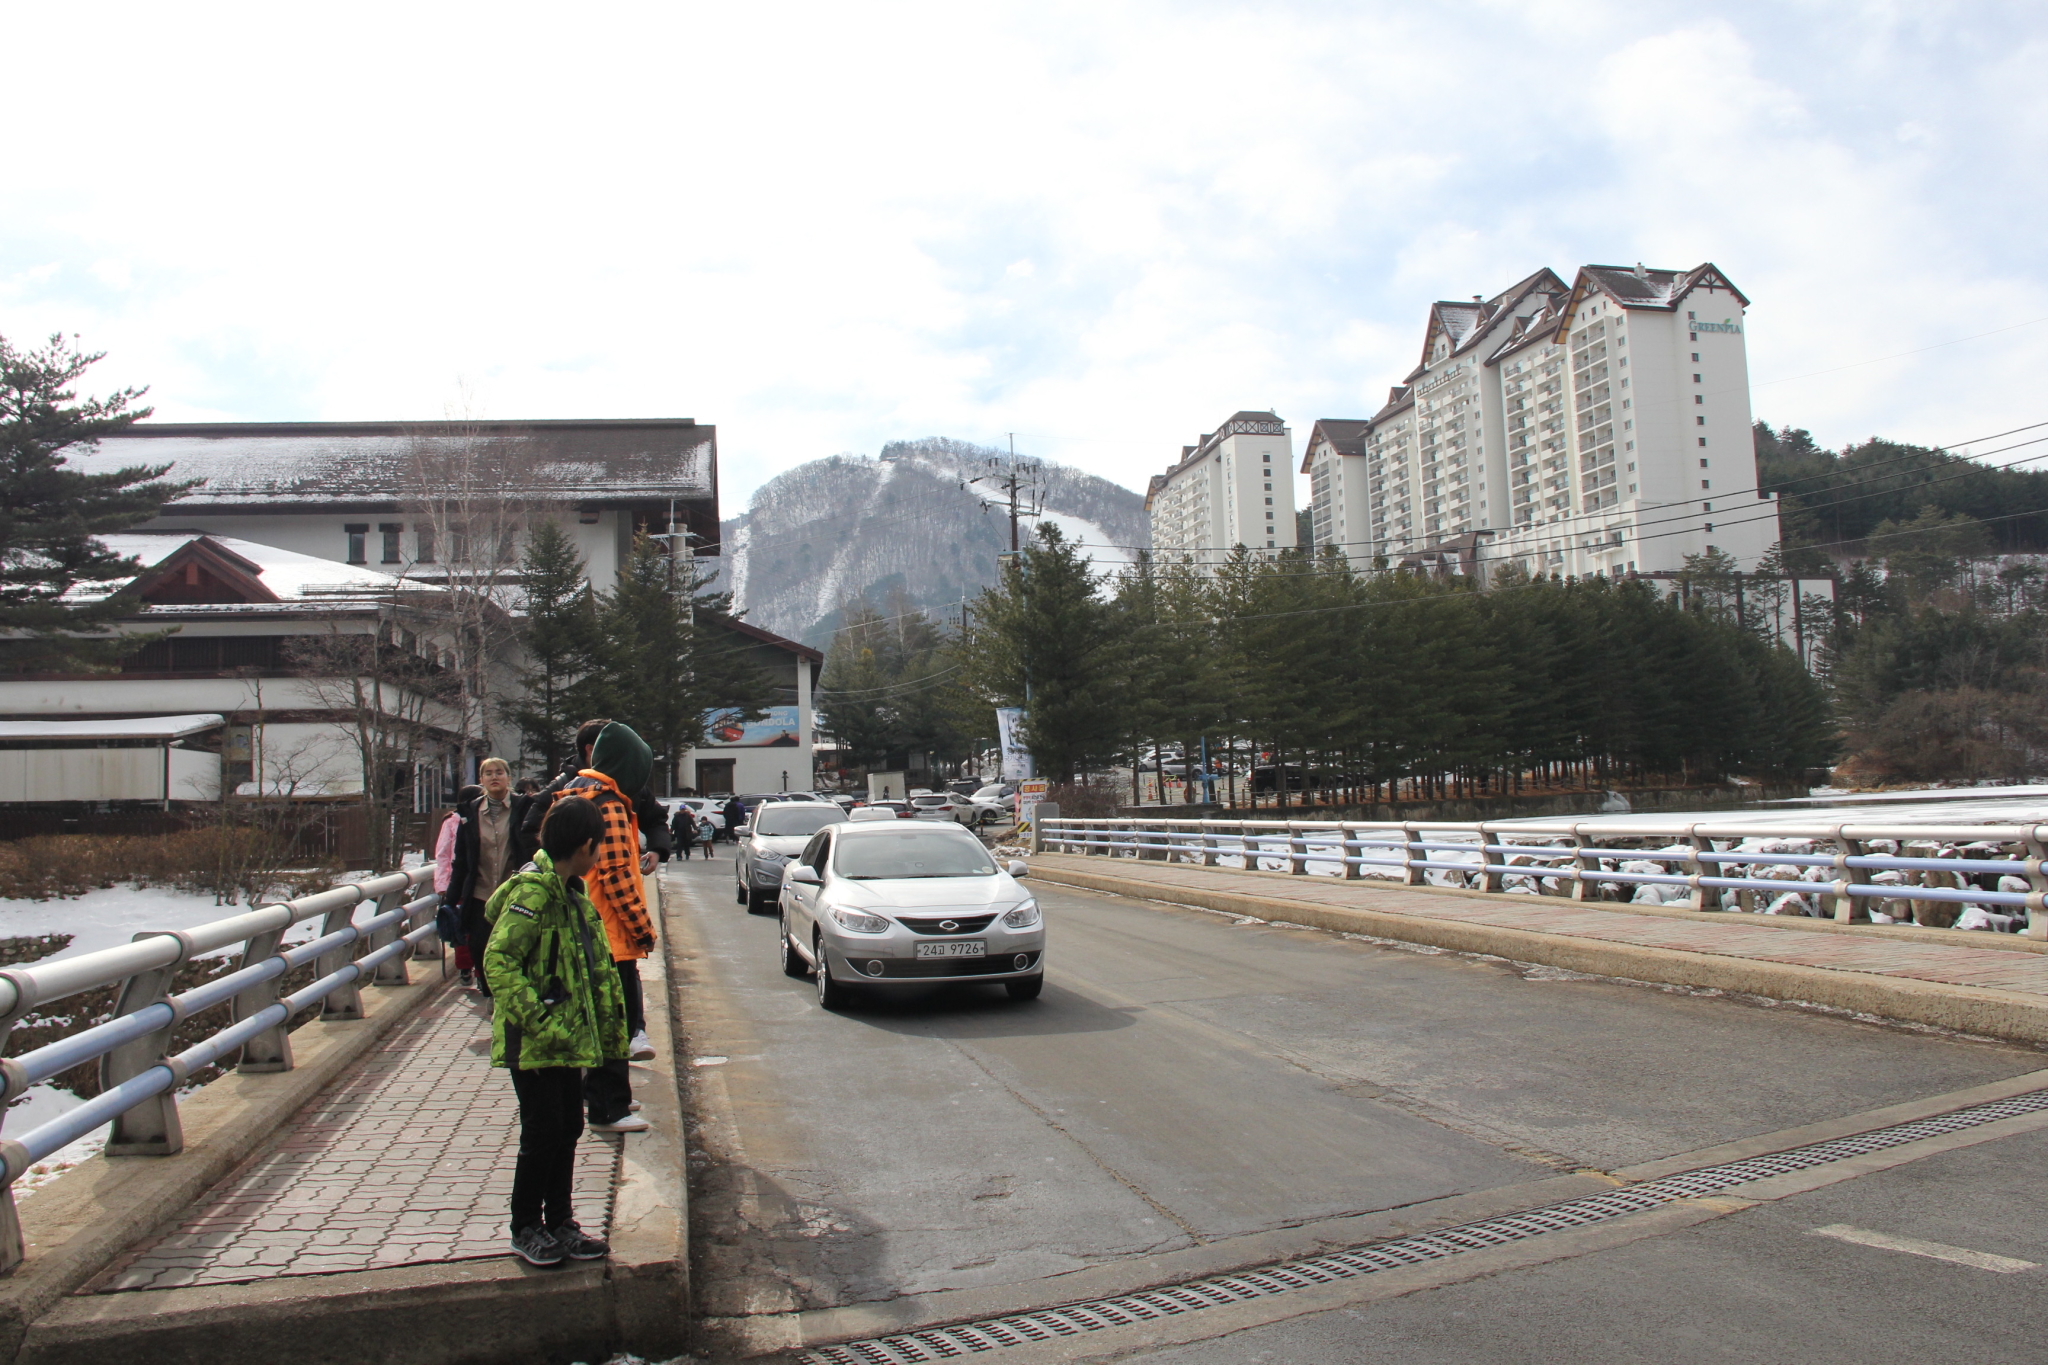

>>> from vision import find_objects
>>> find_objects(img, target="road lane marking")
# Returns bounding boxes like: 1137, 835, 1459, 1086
1808, 1224, 2038, 1273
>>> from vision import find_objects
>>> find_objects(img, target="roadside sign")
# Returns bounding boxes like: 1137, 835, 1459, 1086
1015, 778, 1049, 835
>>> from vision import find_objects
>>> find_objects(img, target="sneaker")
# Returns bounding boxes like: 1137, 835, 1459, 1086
458, 969, 473, 989
549, 1220, 610, 1259
510, 1224, 564, 1267
629, 1100, 643, 1112
589, 1113, 651, 1134
629, 1030, 655, 1061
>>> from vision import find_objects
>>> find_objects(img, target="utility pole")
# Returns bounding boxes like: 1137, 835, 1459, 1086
965, 436, 1041, 552
1007, 434, 1021, 552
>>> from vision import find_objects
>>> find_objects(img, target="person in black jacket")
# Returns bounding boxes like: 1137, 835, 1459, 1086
444, 757, 520, 992
518, 720, 672, 867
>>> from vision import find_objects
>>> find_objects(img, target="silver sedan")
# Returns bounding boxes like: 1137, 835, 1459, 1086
777, 821, 1044, 1008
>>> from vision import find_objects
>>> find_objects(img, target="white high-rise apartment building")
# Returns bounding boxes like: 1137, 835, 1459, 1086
1300, 420, 1370, 556
1321, 263, 1774, 578
1145, 411, 1297, 564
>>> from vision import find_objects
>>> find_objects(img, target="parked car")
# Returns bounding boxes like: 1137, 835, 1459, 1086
858, 799, 915, 820
962, 795, 1009, 827
971, 783, 1016, 803
735, 802, 849, 911
776, 821, 1043, 1007
909, 793, 977, 825
668, 797, 727, 839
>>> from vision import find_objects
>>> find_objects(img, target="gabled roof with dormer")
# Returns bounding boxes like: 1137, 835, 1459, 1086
1551, 263, 1748, 339
1298, 419, 1371, 473
1369, 386, 1415, 424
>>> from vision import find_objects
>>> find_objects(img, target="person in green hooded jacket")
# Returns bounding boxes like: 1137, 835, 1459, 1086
482, 794, 628, 1267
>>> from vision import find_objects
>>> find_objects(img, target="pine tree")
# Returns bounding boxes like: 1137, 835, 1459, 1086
506, 519, 605, 775
958, 523, 1122, 782
0, 332, 186, 669
596, 533, 778, 794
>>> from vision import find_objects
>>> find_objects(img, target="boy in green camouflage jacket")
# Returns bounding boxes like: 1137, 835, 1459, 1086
481, 795, 629, 1266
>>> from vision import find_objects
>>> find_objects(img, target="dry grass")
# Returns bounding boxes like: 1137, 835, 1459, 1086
0, 830, 339, 906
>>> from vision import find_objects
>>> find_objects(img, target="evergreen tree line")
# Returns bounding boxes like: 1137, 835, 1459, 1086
507, 522, 777, 785
822, 525, 1835, 803
1756, 420, 2048, 555
1752, 420, 2048, 783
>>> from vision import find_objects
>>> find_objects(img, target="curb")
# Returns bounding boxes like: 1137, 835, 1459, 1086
1030, 864, 2048, 1046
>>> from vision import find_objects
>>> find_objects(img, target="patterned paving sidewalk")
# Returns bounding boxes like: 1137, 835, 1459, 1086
94, 981, 621, 1292
1033, 855, 2048, 998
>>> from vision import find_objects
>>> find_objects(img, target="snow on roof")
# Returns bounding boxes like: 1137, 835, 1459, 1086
71, 419, 716, 509
74, 533, 442, 607
0, 714, 223, 741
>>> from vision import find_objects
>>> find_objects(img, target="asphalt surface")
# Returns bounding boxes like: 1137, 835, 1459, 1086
661, 854, 2048, 1357
1121, 1129, 2048, 1365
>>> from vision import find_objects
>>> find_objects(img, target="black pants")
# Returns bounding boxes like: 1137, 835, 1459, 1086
508, 1064, 583, 1231
460, 899, 492, 991
582, 959, 642, 1124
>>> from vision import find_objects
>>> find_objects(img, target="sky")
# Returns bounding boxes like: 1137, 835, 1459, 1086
4, 1, 2046, 512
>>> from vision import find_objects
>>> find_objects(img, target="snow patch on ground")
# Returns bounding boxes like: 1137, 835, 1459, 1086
0, 884, 264, 961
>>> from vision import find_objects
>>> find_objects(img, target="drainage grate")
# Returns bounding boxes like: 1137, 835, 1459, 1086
803, 1089, 2048, 1363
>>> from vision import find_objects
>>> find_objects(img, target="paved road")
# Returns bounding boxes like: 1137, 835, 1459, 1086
660, 856, 2048, 1359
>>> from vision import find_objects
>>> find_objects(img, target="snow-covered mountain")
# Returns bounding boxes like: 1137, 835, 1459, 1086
715, 438, 1148, 646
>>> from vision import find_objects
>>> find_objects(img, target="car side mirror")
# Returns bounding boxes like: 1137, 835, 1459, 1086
788, 865, 821, 885
1007, 860, 1028, 878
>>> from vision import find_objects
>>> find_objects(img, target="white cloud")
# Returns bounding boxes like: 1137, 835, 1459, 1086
2, 0, 2045, 508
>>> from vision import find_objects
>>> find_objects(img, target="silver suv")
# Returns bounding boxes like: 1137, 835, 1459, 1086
735, 802, 847, 911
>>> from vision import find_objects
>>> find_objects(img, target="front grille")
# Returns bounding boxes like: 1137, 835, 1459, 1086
856, 952, 1038, 978
896, 915, 997, 935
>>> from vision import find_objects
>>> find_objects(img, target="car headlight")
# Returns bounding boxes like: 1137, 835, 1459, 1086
1002, 900, 1040, 929
830, 906, 892, 934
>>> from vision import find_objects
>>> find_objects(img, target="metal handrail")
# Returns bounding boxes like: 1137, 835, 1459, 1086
1038, 817, 2048, 937
0, 865, 441, 1271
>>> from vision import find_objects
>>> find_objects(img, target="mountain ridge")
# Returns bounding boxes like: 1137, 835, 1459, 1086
714, 437, 1149, 646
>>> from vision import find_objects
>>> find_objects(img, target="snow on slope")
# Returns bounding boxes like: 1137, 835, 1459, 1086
715, 438, 1148, 645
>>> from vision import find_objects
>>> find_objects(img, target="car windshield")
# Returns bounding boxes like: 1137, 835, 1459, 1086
835, 830, 998, 879
754, 806, 847, 837
973, 786, 1006, 800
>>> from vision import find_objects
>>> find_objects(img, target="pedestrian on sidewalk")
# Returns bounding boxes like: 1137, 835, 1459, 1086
432, 785, 479, 898
481, 795, 622, 1267
526, 720, 663, 1132
518, 719, 672, 869
445, 758, 519, 993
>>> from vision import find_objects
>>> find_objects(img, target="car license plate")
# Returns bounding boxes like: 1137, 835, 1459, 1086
915, 940, 985, 959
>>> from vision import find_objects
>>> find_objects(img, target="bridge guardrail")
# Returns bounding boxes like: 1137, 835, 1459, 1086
1039, 817, 2048, 939
0, 865, 440, 1271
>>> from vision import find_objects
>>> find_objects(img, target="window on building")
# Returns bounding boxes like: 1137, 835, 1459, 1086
1695, 394, 1703, 404
1696, 416, 1706, 426
1702, 479, 1711, 490
1700, 458, 1709, 468
344, 524, 368, 565
1687, 311, 1696, 320
1264, 497, 1273, 505
1692, 354, 1700, 363
1698, 437, 1708, 447
379, 523, 402, 564
416, 525, 436, 563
